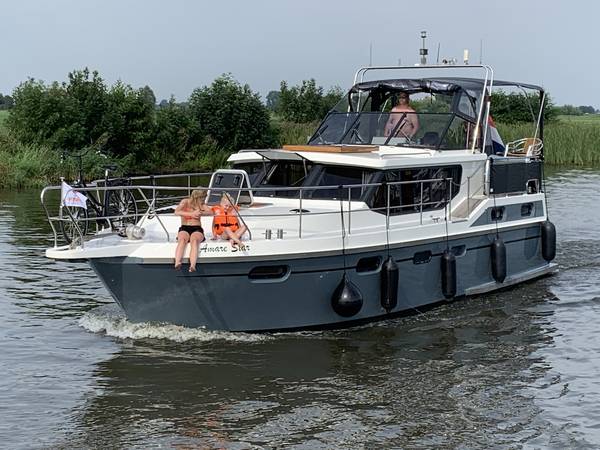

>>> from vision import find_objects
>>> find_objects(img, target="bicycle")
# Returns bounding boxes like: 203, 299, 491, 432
59, 149, 138, 244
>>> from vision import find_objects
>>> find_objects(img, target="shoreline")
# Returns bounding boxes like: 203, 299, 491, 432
1, 113, 599, 189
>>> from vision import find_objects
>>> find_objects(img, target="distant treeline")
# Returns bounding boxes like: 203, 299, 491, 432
1, 67, 599, 188
0, 93, 14, 110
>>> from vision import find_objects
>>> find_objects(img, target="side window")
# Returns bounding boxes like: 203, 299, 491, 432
261, 162, 311, 187
231, 162, 268, 185
311, 166, 374, 200
370, 166, 462, 215
457, 92, 476, 119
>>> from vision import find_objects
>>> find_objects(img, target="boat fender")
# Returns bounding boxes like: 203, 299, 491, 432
541, 221, 556, 262
491, 237, 507, 283
441, 250, 457, 299
380, 256, 399, 312
331, 274, 363, 317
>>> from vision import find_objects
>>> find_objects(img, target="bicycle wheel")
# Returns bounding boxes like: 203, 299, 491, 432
105, 188, 138, 230
59, 206, 89, 244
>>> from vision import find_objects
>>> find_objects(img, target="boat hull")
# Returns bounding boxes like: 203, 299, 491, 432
90, 224, 554, 332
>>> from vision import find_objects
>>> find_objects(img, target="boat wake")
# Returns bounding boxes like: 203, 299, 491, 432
78, 304, 268, 343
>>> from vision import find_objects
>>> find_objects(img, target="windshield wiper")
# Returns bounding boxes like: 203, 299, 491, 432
339, 115, 362, 144
313, 124, 329, 144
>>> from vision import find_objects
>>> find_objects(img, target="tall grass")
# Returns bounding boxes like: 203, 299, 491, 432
497, 121, 600, 166
0, 110, 8, 129
272, 119, 318, 146
0, 129, 61, 188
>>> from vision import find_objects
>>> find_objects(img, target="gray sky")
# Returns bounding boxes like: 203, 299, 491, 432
2, 0, 598, 106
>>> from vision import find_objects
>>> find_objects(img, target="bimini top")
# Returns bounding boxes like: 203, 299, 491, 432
351, 77, 544, 94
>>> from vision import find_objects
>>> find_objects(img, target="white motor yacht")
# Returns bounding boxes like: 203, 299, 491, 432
42, 65, 557, 331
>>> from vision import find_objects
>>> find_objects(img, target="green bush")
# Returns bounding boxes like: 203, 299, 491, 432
276, 79, 343, 123
188, 74, 276, 150
490, 91, 557, 124
7, 68, 156, 160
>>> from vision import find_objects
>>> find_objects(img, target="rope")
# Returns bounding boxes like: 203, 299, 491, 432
384, 182, 391, 257
338, 188, 348, 274
444, 179, 450, 250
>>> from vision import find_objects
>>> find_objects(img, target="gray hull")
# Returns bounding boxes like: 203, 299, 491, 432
90, 223, 555, 331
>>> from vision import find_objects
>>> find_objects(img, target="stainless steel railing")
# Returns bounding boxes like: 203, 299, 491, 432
41, 175, 480, 249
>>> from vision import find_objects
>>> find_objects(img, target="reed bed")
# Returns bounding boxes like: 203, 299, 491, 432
497, 121, 600, 166
272, 119, 318, 147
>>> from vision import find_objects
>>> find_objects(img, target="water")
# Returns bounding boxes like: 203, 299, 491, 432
1, 168, 599, 449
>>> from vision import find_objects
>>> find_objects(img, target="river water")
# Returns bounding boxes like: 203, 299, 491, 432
1, 168, 599, 449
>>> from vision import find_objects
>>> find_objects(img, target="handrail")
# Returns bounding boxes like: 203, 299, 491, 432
350, 64, 494, 154
42, 177, 459, 247
43, 167, 538, 249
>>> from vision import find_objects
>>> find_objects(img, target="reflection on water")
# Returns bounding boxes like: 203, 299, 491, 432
1, 169, 600, 448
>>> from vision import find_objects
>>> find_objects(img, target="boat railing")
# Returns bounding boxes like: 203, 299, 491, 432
41, 176, 469, 248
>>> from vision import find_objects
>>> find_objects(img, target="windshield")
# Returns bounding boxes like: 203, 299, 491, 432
308, 112, 472, 149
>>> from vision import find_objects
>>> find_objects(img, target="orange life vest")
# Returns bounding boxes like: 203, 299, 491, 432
211, 205, 239, 235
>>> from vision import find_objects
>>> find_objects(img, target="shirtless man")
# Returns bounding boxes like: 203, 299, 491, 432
384, 92, 420, 139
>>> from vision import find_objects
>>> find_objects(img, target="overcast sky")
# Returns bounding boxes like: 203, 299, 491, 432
2, 0, 598, 106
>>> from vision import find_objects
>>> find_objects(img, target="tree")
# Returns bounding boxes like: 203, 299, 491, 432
100, 81, 156, 158
153, 97, 201, 163
140, 85, 156, 106
0, 93, 13, 110
188, 74, 275, 150
6, 68, 158, 161
265, 90, 280, 111
276, 79, 343, 122
578, 105, 596, 114
321, 86, 344, 116
555, 104, 583, 116
490, 91, 557, 123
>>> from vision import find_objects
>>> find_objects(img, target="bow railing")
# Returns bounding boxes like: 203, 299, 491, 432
41, 172, 473, 249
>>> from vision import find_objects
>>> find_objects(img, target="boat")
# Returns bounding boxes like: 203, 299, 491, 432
41, 64, 557, 332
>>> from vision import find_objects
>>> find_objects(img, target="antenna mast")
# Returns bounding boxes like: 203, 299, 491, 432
419, 31, 428, 65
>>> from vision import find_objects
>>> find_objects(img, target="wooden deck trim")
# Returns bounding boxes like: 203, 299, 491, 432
282, 144, 377, 153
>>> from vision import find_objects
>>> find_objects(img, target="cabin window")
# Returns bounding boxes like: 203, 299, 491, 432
491, 207, 505, 221
261, 161, 311, 187
521, 203, 533, 217
370, 165, 462, 216
231, 162, 269, 185
255, 161, 314, 197
309, 166, 375, 200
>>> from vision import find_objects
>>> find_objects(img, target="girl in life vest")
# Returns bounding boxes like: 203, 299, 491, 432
211, 192, 247, 246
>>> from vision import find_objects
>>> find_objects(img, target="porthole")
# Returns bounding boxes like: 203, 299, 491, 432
491, 207, 505, 221
248, 265, 289, 280
413, 250, 432, 265
451, 245, 467, 258
521, 203, 533, 217
356, 256, 382, 273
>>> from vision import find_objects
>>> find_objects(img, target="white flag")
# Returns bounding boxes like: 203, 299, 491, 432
61, 181, 87, 209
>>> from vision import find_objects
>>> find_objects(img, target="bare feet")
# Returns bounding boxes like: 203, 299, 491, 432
189, 265, 196, 273
174, 262, 182, 270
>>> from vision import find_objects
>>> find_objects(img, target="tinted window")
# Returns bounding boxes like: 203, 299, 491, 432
371, 166, 462, 215
261, 161, 311, 187
310, 166, 374, 200
231, 162, 269, 185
